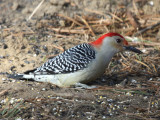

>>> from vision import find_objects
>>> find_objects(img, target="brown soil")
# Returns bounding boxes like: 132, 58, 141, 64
0, 0, 160, 119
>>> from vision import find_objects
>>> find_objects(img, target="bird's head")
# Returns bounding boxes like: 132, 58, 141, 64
90, 32, 142, 54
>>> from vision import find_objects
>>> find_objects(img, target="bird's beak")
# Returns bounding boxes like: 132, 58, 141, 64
122, 39, 142, 54
123, 46, 143, 54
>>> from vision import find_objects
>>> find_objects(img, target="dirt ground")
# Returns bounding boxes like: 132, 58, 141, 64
0, 0, 160, 119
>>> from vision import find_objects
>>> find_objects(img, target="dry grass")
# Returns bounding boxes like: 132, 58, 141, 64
0, 0, 160, 119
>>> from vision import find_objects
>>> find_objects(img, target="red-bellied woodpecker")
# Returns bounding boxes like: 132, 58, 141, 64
9, 33, 142, 87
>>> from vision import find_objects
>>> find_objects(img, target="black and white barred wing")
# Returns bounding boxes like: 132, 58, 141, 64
34, 43, 96, 74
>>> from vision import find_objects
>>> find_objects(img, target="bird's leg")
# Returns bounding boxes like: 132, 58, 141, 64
74, 82, 97, 89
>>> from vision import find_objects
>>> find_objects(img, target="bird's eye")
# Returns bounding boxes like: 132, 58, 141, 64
116, 39, 121, 43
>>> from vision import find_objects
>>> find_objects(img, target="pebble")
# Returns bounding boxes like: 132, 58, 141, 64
102, 116, 106, 119
33, 54, 37, 57
107, 99, 113, 102
21, 45, 26, 49
3, 43, 8, 49
143, 96, 148, 100
15, 118, 24, 120
101, 78, 106, 82
43, 45, 48, 52
12, 80, 16, 82
42, 88, 46, 91
149, 1, 154, 6
24, 60, 30, 64
12, 3, 19, 10
131, 79, 137, 84
142, 49, 146, 53
0, 55, 5, 59
2, 78, 6, 80
1, 99, 6, 104
126, 92, 133, 96
10, 98, 16, 104
10, 66, 16, 71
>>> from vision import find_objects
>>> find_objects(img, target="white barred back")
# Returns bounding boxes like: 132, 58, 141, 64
34, 43, 96, 74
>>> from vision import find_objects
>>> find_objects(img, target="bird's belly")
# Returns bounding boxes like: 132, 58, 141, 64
58, 62, 108, 86
34, 75, 62, 86
33, 60, 109, 87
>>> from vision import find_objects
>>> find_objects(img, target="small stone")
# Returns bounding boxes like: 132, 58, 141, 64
143, 96, 148, 100
42, 88, 46, 91
1, 99, 6, 104
131, 79, 137, 84
12, 3, 19, 10
3, 44, 8, 49
116, 79, 128, 87
149, 1, 154, 6
2, 78, 6, 81
59, 20, 65, 27
102, 116, 106, 119
10, 66, 16, 71
22, 8, 32, 14
33, 54, 37, 57
12, 80, 16, 82
137, 84, 142, 88
24, 61, 30, 64
21, 64, 25, 67
126, 92, 132, 96
43, 45, 48, 52
107, 99, 113, 102
15, 117, 23, 120
30, 60, 35, 63
10, 98, 15, 104
142, 49, 146, 53
101, 78, 106, 82
21, 45, 26, 49
0, 55, 5, 59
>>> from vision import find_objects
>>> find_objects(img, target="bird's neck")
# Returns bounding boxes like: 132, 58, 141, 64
95, 40, 117, 67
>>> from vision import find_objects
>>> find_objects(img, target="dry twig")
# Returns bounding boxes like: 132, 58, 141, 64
51, 27, 87, 34
77, 15, 95, 36
27, 0, 45, 21
134, 21, 160, 36
58, 14, 83, 27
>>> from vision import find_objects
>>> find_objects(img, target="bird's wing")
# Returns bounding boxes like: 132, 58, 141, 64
33, 43, 96, 74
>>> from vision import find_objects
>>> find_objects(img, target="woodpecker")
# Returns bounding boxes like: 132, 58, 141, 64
9, 33, 142, 87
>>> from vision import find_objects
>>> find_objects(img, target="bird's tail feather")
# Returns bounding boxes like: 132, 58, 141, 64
8, 74, 35, 80
8, 74, 61, 86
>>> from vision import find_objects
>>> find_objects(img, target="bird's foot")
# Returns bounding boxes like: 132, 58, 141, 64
74, 83, 97, 89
